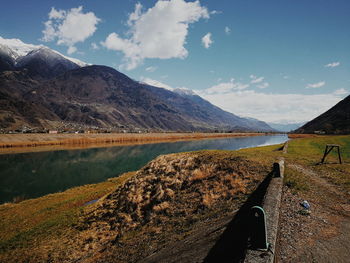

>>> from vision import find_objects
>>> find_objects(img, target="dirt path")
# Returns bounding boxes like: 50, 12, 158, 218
277, 164, 350, 262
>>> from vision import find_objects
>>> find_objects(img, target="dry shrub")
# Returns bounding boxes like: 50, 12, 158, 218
225, 174, 248, 195
190, 164, 216, 181
153, 201, 170, 212
202, 191, 220, 207
72, 151, 266, 262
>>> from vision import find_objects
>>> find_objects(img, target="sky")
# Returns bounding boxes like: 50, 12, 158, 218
1, 0, 350, 124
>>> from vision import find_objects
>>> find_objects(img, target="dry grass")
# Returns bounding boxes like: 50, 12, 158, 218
0, 132, 265, 151
0, 172, 135, 263
190, 164, 216, 181
67, 151, 268, 262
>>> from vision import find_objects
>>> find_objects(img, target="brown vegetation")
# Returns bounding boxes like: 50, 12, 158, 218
66, 151, 267, 262
0, 149, 270, 263
0, 132, 264, 154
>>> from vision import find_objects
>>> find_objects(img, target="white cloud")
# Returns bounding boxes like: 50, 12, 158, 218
127, 2, 143, 26
224, 26, 231, 35
140, 77, 173, 90
250, 75, 264, 84
67, 46, 77, 55
205, 79, 249, 94
42, 6, 100, 54
201, 32, 213, 49
210, 10, 221, 15
256, 82, 269, 89
196, 86, 347, 123
91, 42, 99, 50
334, 88, 348, 95
145, 66, 157, 72
306, 81, 325, 89
102, 0, 209, 70
325, 62, 340, 68
103, 33, 142, 69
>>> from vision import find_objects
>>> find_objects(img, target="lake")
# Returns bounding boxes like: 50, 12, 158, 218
0, 134, 287, 203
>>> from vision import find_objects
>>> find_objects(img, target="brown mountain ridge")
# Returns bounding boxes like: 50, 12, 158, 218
0, 42, 274, 132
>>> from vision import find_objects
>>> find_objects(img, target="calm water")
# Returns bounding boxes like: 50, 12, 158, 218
0, 134, 287, 203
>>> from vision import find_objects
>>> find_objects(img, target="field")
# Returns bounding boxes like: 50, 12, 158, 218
0, 135, 349, 262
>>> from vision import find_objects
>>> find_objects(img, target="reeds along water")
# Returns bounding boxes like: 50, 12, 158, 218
0, 133, 262, 149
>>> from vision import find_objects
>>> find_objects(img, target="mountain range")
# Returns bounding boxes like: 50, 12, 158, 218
0, 37, 274, 132
267, 122, 305, 132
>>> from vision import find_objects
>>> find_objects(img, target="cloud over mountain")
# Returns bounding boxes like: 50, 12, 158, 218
196, 82, 347, 123
102, 0, 209, 70
42, 6, 100, 54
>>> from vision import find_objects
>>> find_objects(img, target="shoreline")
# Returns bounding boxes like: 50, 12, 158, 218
0, 132, 274, 155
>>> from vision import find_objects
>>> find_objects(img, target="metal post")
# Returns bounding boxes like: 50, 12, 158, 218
321, 145, 329, 164
337, 147, 342, 164
249, 206, 269, 250
321, 144, 342, 164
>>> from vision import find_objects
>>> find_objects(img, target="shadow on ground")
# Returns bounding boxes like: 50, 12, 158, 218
203, 171, 273, 263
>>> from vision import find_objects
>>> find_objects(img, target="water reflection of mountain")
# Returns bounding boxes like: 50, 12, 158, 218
0, 135, 286, 203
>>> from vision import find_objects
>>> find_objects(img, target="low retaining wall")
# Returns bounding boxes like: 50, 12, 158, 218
244, 159, 284, 263
282, 141, 289, 154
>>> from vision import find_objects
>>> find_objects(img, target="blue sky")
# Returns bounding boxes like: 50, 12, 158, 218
1, 0, 349, 124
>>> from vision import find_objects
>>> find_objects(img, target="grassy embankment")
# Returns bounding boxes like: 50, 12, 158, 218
0, 135, 349, 262
0, 172, 135, 260
234, 134, 349, 192
0, 132, 264, 154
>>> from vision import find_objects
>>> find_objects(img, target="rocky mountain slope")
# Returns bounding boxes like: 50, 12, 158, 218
0, 37, 274, 132
295, 95, 350, 134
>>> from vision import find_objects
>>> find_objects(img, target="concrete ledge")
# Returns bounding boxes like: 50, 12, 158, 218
244, 159, 284, 263
282, 141, 289, 154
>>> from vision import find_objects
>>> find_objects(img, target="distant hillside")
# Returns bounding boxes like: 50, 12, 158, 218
0, 37, 274, 133
295, 95, 350, 134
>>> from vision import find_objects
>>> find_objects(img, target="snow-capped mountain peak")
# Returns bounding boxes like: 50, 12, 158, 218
0, 37, 42, 60
0, 36, 88, 67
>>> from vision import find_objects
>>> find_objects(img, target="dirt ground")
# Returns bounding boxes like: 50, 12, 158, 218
277, 164, 350, 263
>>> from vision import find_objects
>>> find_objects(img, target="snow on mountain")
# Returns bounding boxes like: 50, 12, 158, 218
0, 37, 40, 60
139, 78, 197, 97
173, 87, 197, 96
0, 36, 88, 67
